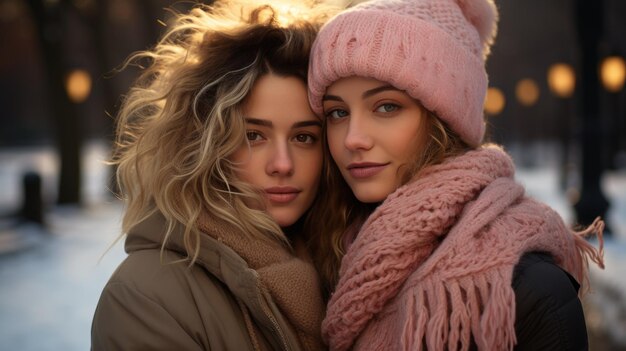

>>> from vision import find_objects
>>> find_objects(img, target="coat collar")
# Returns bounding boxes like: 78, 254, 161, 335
124, 210, 303, 351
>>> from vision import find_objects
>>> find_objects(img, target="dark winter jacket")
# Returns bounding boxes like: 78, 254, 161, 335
513, 252, 587, 351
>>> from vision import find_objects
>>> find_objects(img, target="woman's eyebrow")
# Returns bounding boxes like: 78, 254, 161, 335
362, 85, 400, 98
322, 85, 401, 102
322, 94, 343, 102
245, 118, 321, 129
244, 117, 272, 127
292, 120, 322, 129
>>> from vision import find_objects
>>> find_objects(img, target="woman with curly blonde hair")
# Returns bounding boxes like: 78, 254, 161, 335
91, 1, 335, 349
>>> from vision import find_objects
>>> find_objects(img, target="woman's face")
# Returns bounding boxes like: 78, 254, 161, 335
231, 74, 322, 227
323, 76, 427, 203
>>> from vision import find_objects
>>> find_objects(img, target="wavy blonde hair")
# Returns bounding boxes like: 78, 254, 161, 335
112, 0, 335, 262
310, 112, 473, 299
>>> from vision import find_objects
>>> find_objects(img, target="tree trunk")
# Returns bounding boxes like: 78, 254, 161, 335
27, 0, 82, 205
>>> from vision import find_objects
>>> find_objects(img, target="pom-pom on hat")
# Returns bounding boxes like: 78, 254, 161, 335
308, 0, 498, 147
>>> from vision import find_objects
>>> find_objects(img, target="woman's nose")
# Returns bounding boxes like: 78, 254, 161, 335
266, 143, 294, 176
344, 114, 374, 151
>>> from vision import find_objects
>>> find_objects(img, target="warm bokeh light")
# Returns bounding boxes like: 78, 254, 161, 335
0, 0, 23, 22
547, 63, 576, 98
515, 79, 540, 107
600, 56, 626, 93
484, 87, 505, 115
73, 0, 95, 11
109, 0, 133, 23
65, 69, 92, 103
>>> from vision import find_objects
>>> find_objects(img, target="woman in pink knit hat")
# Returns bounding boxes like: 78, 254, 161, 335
307, 0, 605, 350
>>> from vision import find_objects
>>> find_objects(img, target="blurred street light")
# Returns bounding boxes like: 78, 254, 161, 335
65, 69, 92, 103
548, 63, 576, 98
516, 78, 540, 107
600, 56, 626, 92
484, 87, 505, 116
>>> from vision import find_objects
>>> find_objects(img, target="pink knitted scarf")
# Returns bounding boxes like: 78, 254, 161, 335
322, 145, 604, 351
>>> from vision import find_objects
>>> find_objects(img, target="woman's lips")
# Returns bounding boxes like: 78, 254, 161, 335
347, 162, 389, 179
264, 187, 301, 204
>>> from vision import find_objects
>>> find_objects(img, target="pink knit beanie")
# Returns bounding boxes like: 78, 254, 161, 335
308, 0, 498, 147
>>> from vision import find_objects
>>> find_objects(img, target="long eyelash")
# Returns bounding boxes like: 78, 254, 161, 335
246, 130, 264, 141
295, 133, 319, 142
325, 109, 348, 119
375, 103, 401, 113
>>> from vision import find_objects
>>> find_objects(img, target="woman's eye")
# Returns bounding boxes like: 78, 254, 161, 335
325, 109, 349, 120
375, 103, 399, 113
246, 131, 263, 142
293, 134, 317, 144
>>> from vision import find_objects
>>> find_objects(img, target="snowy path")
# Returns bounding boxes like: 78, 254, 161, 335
0, 142, 624, 350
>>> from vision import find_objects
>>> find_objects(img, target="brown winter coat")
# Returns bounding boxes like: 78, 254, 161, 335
91, 211, 324, 350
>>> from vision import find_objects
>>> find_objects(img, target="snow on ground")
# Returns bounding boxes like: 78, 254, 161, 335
0, 141, 625, 350
0, 203, 125, 351
513, 150, 626, 349
0, 141, 126, 351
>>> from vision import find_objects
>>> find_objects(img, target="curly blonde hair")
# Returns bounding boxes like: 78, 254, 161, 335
112, 0, 334, 262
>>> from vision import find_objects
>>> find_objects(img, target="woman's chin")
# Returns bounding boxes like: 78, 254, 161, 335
269, 211, 300, 229
352, 187, 390, 204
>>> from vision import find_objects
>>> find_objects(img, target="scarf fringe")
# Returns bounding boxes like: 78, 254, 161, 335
403, 288, 429, 351
447, 281, 471, 350
572, 217, 605, 295
426, 283, 449, 350
480, 272, 516, 350
404, 269, 516, 351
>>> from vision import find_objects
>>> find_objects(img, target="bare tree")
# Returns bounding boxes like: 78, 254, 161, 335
27, 0, 81, 205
